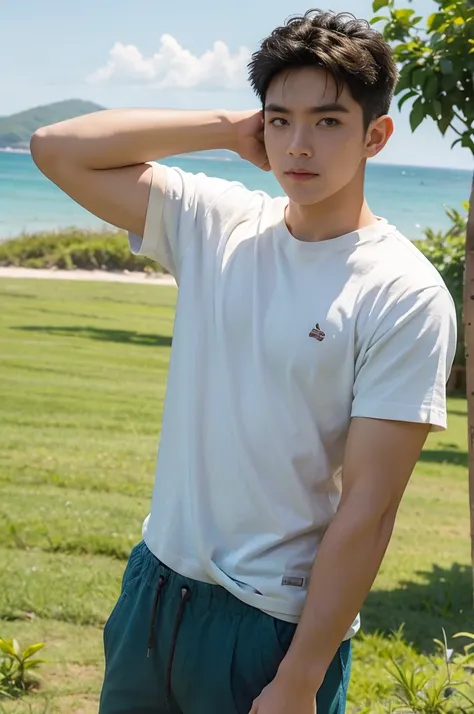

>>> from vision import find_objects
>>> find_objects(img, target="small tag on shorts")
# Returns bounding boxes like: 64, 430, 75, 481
281, 575, 306, 587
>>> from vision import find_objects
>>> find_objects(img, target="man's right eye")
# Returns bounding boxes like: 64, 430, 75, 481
269, 118, 288, 127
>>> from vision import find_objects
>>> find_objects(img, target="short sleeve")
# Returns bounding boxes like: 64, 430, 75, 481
351, 286, 457, 431
128, 162, 253, 280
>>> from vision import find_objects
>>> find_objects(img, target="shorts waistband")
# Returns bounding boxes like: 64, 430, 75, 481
135, 540, 264, 617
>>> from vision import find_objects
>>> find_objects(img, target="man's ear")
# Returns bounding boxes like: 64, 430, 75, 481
364, 115, 394, 159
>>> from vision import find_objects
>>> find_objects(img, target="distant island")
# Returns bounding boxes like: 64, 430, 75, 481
0, 99, 105, 150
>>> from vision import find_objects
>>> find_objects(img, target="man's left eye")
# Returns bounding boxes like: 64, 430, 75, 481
319, 118, 340, 127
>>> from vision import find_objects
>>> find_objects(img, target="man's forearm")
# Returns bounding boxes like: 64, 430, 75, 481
277, 502, 396, 691
30, 108, 238, 170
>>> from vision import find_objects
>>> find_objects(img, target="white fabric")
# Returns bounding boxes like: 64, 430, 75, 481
129, 163, 457, 638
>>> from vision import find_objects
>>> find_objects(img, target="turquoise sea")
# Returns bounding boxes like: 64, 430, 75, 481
0, 151, 471, 242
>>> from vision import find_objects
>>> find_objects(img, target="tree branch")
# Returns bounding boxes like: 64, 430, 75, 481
449, 123, 464, 137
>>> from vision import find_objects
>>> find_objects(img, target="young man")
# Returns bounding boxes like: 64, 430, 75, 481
31, 9, 457, 714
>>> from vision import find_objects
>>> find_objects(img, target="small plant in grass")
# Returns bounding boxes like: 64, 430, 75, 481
387, 630, 474, 712
0, 638, 46, 699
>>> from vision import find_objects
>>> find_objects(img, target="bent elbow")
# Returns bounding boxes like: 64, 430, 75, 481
30, 127, 57, 172
30, 127, 49, 157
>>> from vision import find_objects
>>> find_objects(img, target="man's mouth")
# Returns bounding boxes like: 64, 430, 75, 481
285, 169, 319, 181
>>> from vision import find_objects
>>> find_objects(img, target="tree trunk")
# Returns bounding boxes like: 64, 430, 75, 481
465, 172, 474, 606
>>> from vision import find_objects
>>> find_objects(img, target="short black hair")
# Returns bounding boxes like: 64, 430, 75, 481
248, 9, 399, 129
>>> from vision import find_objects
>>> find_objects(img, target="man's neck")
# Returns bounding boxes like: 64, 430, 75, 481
284, 168, 378, 243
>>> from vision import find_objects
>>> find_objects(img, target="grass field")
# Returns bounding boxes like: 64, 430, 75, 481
0, 277, 471, 713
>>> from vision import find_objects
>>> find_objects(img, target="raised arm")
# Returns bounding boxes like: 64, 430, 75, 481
30, 108, 267, 236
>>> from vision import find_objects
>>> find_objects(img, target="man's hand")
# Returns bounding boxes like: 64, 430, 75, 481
249, 670, 317, 714
230, 110, 270, 171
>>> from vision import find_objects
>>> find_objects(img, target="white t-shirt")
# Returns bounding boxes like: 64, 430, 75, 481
129, 163, 457, 639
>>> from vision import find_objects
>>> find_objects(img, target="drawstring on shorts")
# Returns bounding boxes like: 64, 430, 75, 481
147, 575, 167, 658
146, 574, 191, 703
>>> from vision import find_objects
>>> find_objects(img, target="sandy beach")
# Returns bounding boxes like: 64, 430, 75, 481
0, 266, 177, 286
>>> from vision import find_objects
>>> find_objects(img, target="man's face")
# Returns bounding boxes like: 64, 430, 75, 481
263, 67, 376, 205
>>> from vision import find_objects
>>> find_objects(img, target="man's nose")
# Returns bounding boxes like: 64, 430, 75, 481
287, 130, 313, 158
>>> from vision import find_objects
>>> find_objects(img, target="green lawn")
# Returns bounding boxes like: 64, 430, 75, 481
0, 277, 471, 713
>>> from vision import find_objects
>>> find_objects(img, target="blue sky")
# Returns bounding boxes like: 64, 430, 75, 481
2, 0, 472, 169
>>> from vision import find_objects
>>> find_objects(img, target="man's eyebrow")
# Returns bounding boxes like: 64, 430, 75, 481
264, 102, 350, 114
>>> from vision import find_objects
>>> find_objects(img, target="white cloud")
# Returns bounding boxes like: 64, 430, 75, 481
87, 35, 251, 90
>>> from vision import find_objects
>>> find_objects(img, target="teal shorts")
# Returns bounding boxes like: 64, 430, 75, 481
99, 541, 352, 714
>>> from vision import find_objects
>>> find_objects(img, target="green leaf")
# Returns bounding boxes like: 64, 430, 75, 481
440, 71, 458, 91
410, 97, 426, 132
0, 640, 16, 657
22, 643, 45, 661
373, 0, 391, 11
395, 63, 419, 93
438, 113, 453, 135
427, 13, 444, 31
393, 8, 416, 24
424, 74, 439, 99
23, 659, 47, 670
398, 90, 418, 110
440, 59, 454, 74
431, 32, 444, 45
11, 639, 21, 660
453, 633, 474, 641
411, 66, 427, 89
370, 15, 389, 24
432, 99, 442, 119
461, 135, 474, 150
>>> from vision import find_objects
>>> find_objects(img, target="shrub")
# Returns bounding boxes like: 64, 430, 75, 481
414, 203, 467, 367
386, 629, 474, 713
0, 228, 166, 273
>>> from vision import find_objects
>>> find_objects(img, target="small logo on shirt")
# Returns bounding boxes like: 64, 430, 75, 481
309, 323, 326, 342
281, 576, 307, 588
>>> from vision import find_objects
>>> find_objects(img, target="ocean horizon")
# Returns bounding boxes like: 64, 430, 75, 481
0, 150, 472, 242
